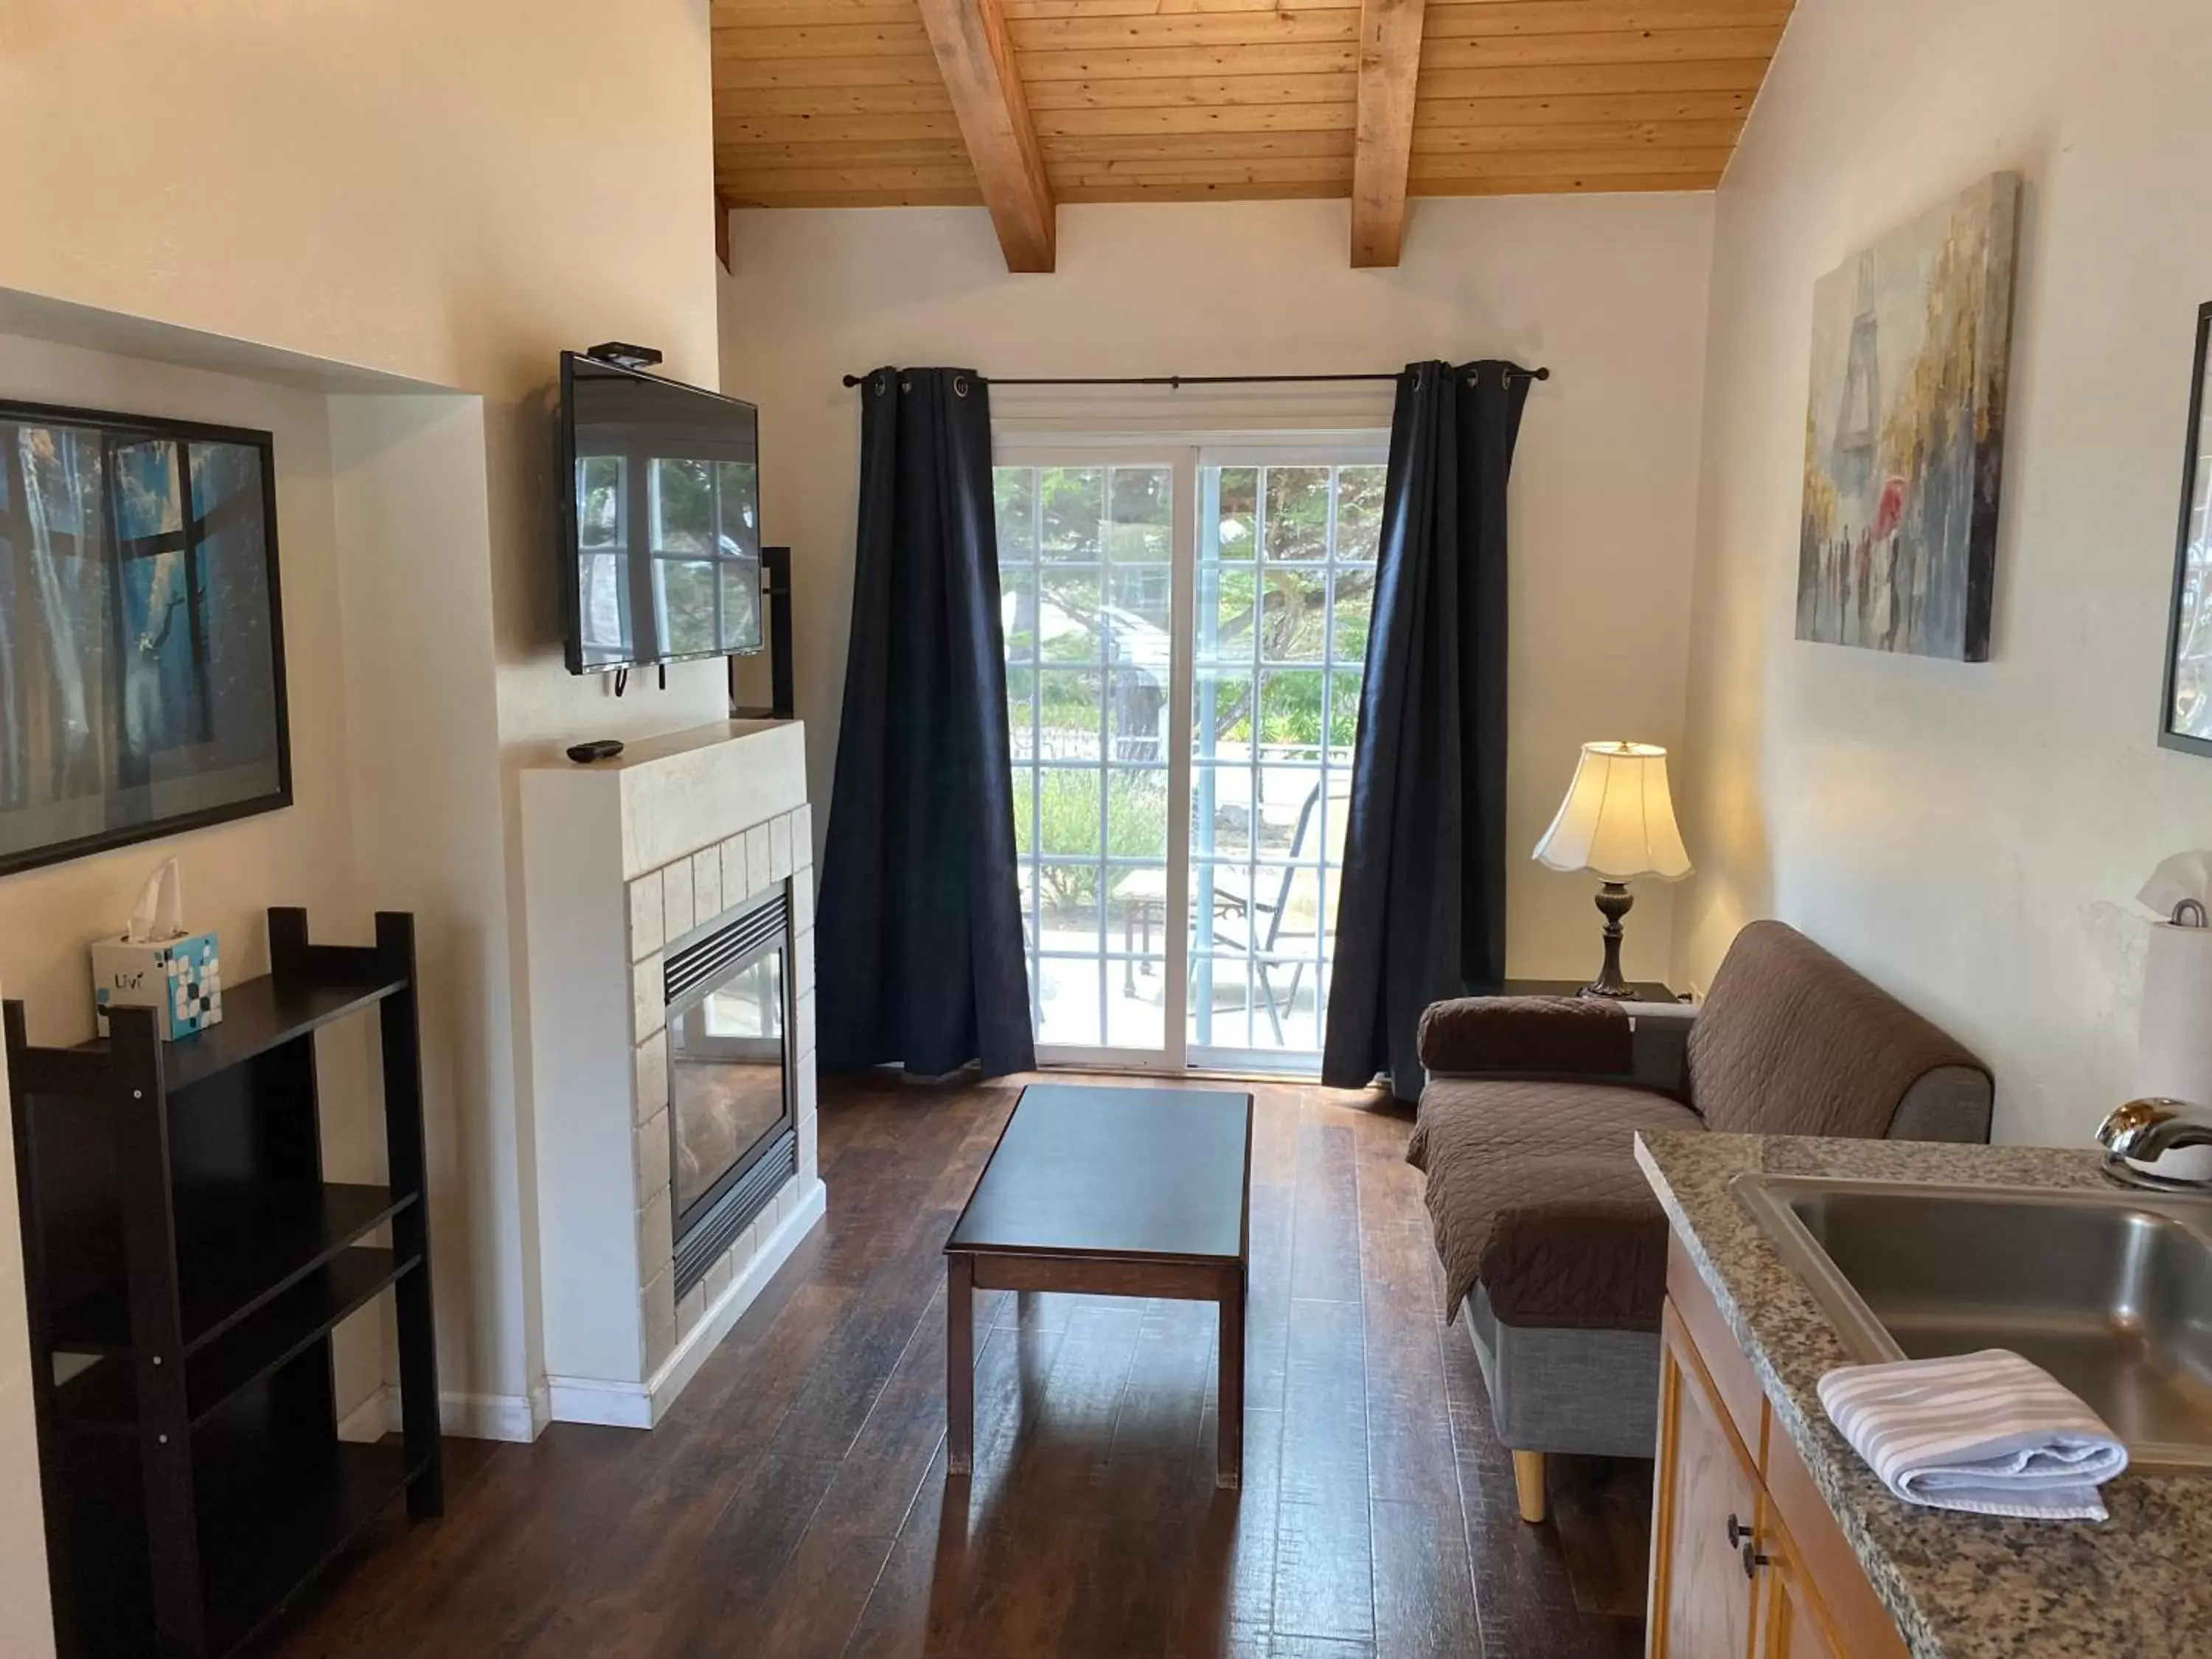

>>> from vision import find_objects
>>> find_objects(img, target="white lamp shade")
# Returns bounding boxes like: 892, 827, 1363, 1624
1533, 742, 1693, 882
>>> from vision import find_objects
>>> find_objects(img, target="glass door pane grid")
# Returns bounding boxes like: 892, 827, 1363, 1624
998, 462, 1175, 1054
1189, 462, 1376, 1068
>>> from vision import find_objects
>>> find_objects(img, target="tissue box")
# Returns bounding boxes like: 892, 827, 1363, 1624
91, 931, 223, 1040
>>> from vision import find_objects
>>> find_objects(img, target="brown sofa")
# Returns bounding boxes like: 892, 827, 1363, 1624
1407, 920, 1991, 1523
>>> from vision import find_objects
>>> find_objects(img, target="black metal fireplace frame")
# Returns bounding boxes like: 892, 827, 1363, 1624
665, 886, 799, 1298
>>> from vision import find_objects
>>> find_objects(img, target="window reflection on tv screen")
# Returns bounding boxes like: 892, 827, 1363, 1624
563, 356, 761, 673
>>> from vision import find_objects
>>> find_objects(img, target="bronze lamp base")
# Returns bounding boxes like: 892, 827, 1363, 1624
1579, 880, 1636, 999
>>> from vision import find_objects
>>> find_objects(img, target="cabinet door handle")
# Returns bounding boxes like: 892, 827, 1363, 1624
1725, 1513, 1747, 1548
1741, 1540, 1773, 1579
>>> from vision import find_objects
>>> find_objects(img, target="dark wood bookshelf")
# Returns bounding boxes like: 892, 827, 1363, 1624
4, 908, 442, 1659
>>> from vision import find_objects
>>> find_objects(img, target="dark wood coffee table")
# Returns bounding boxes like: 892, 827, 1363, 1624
945, 1083, 1253, 1488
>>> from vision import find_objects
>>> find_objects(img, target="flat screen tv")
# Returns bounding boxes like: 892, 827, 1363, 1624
558, 352, 763, 675
0, 400, 290, 878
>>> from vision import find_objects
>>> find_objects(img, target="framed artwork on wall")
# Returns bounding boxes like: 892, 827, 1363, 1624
0, 401, 291, 876
1796, 171, 2023, 663
2162, 302, 2212, 757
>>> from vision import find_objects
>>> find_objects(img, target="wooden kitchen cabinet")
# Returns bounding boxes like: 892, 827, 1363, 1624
1650, 1301, 1761, 1658
1646, 1239, 1907, 1659
1755, 1517, 1846, 1659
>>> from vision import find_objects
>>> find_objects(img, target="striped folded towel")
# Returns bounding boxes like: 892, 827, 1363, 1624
1817, 1349, 2128, 1521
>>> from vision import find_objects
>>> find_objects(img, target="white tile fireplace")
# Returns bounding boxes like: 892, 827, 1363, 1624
521, 719, 826, 1428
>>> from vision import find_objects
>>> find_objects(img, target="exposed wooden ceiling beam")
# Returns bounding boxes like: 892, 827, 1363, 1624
913, 0, 1056, 272
1350, 0, 1427, 268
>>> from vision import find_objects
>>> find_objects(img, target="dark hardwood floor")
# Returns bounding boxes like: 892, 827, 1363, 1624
260, 1074, 1649, 1658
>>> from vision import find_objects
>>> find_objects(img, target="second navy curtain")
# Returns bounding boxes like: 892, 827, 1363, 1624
1321, 359, 1531, 1101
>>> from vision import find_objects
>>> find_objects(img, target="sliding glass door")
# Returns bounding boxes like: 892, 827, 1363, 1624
995, 453, 1189, 1068
1186, 456, 1382, 1069
995, 438, 1385, 1075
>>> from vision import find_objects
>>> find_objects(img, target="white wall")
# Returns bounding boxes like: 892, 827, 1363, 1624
1672, 0, 2212, 1144
720, 195, 1716, 982
0, 0, 734, 748
0, 2, 731, 1519
327, 394, 534, 1425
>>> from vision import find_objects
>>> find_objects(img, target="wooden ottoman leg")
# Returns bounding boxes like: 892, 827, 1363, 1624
1217, 1263, 1246, 1489
947, 1253, 975, 1475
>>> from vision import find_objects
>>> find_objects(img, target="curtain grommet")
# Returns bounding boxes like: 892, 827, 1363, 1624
953, 374, 971, 397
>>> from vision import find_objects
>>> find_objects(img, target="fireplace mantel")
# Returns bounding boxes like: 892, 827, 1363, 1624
520, 719, 826, 1428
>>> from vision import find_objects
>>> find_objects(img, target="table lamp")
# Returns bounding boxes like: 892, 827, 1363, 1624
1533, 741, 1693, 998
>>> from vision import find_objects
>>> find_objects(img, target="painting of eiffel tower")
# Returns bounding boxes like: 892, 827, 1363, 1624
1798, 172, 2021, 661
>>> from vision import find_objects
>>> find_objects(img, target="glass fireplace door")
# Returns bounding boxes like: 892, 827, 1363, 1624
665, 888, 793, 1289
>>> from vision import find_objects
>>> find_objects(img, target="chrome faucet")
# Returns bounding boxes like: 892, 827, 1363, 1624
2098, 1098, 2212, 1190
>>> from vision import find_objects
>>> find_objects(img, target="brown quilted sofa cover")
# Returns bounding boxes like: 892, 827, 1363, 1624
1407, 1077, 1699, 1329
1408, 922, 1987, 1332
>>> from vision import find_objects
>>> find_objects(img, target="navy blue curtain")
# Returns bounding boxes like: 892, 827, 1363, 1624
816, 367, 1036, 1078
1321, 359, 1531, 1101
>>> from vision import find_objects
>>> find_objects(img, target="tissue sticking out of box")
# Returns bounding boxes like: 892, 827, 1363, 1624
2135, 852, 2212, 1180
128, 858, 187, 945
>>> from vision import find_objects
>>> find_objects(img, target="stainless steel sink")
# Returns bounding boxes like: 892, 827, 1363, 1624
1734, 1175, 2212, 1467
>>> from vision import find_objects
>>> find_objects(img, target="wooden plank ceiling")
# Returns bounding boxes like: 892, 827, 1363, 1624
712, 0, 1792, 268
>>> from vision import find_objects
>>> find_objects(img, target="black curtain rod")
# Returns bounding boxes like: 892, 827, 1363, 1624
838, 366, 1550, 389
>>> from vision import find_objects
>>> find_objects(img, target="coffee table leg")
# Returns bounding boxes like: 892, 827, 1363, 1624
1217, 1262, 1245, 1489
947, 1253, 975, 1476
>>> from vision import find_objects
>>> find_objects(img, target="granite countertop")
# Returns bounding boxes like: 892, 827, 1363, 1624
1635, 1131, 2212, 1659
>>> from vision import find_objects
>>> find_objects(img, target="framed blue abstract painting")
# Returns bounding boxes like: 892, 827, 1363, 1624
0, 403, 290, 876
